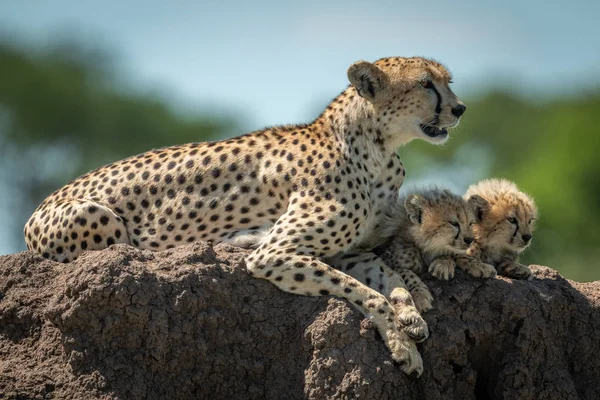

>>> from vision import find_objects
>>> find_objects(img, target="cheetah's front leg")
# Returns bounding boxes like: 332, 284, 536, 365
397, 269, 434, 313
246, 246, 423, 376
455, 255, 497, 279
378, 241, 426, 274
497, 258, 533, 280
428, 255, 456, 280
328, 252, 431, 337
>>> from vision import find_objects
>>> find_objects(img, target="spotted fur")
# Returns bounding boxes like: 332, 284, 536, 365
462, 179, 538, 280
24, 56, 466, 375
371, 188, 496, 309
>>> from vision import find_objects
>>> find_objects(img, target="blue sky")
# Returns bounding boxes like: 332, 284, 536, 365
0, 0, 599, 255
2, 0, 599, 130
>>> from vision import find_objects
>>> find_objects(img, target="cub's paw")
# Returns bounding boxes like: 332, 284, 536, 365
429, 258, 455, 280
411, 287, 434, 313
469, 261, 497, 279
499, 262, 533, 280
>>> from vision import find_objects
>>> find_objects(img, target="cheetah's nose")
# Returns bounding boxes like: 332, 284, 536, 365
522, 234, 532, 243
452, 104, 466, 117
464, 237, 474, 245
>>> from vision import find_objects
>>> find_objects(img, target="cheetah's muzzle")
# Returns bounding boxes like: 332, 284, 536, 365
420, 124, 448, 138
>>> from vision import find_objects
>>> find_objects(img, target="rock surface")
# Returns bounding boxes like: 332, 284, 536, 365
0, 242, 598, 400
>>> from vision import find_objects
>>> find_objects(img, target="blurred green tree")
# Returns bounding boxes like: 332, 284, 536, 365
0, 41, 237, 252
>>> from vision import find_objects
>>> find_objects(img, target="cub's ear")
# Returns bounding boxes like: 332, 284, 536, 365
468, 195, 490, 222
347, 61, 388, 101
404, 194, 426, 224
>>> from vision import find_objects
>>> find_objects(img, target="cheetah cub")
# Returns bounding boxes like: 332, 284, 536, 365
462, 179, 538, 280
375, 188, 497, 286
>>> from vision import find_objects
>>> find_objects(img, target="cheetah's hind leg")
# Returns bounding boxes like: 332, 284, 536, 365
24, 199, 130, 262
221, 224, 272, 249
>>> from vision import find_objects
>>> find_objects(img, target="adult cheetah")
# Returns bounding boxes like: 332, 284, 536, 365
24, 57, 466, 375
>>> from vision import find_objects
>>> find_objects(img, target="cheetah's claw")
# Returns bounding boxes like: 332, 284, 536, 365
397, 306, 429, 343
429, 258, 455, 280
468, 261, 497, 279
411, 287, 434, 313
385, 329, 424, 377
499, 262, 533, 280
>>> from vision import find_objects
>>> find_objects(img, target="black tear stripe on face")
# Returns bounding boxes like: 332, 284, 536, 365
477, 209, 484, 222
451, 221, 461, 240
430, 84, 443, 115
365, 78, 375, 98
512, 222, 519, 238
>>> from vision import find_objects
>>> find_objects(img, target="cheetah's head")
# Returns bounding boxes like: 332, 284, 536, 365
404, 189, 478, 257
465, 179, 538, 254
347, 56, 465, 147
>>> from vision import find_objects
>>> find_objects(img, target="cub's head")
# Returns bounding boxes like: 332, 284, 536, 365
403, 189, 479, 256
347, 56, 466, 147
464, 179, 538, 254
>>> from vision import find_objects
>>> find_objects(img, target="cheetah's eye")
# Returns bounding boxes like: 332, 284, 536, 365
528, 218, 535, 224
449, 221, 459, 228
507, 217, 517, 224
420, 80, 433, 89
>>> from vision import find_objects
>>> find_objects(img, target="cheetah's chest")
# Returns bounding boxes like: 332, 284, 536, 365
357, 156, 406, 247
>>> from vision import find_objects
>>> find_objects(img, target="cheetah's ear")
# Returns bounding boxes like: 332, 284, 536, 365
468, 195, 489, 222
404, 194, 426, 225
347, 61, 387, 101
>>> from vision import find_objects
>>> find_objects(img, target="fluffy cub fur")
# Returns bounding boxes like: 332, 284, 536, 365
462, 179, 538, 280
373, 188, 497, 281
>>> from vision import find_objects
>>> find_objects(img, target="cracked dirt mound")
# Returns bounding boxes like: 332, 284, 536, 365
0, 242, 599, 399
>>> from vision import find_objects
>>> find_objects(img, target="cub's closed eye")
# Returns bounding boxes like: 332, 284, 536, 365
449, 221, 459, 228
507, 217, 517, 224
420, 80, 433, 89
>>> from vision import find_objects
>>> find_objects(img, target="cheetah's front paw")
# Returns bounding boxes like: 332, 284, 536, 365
385, 329, 424, 377
429, 258, 455, 280
396, 306, 429, 343
410, 288, 433, 313
389, 288, 429, 343
411, 287, 434, 313
499, 262, 533, 280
